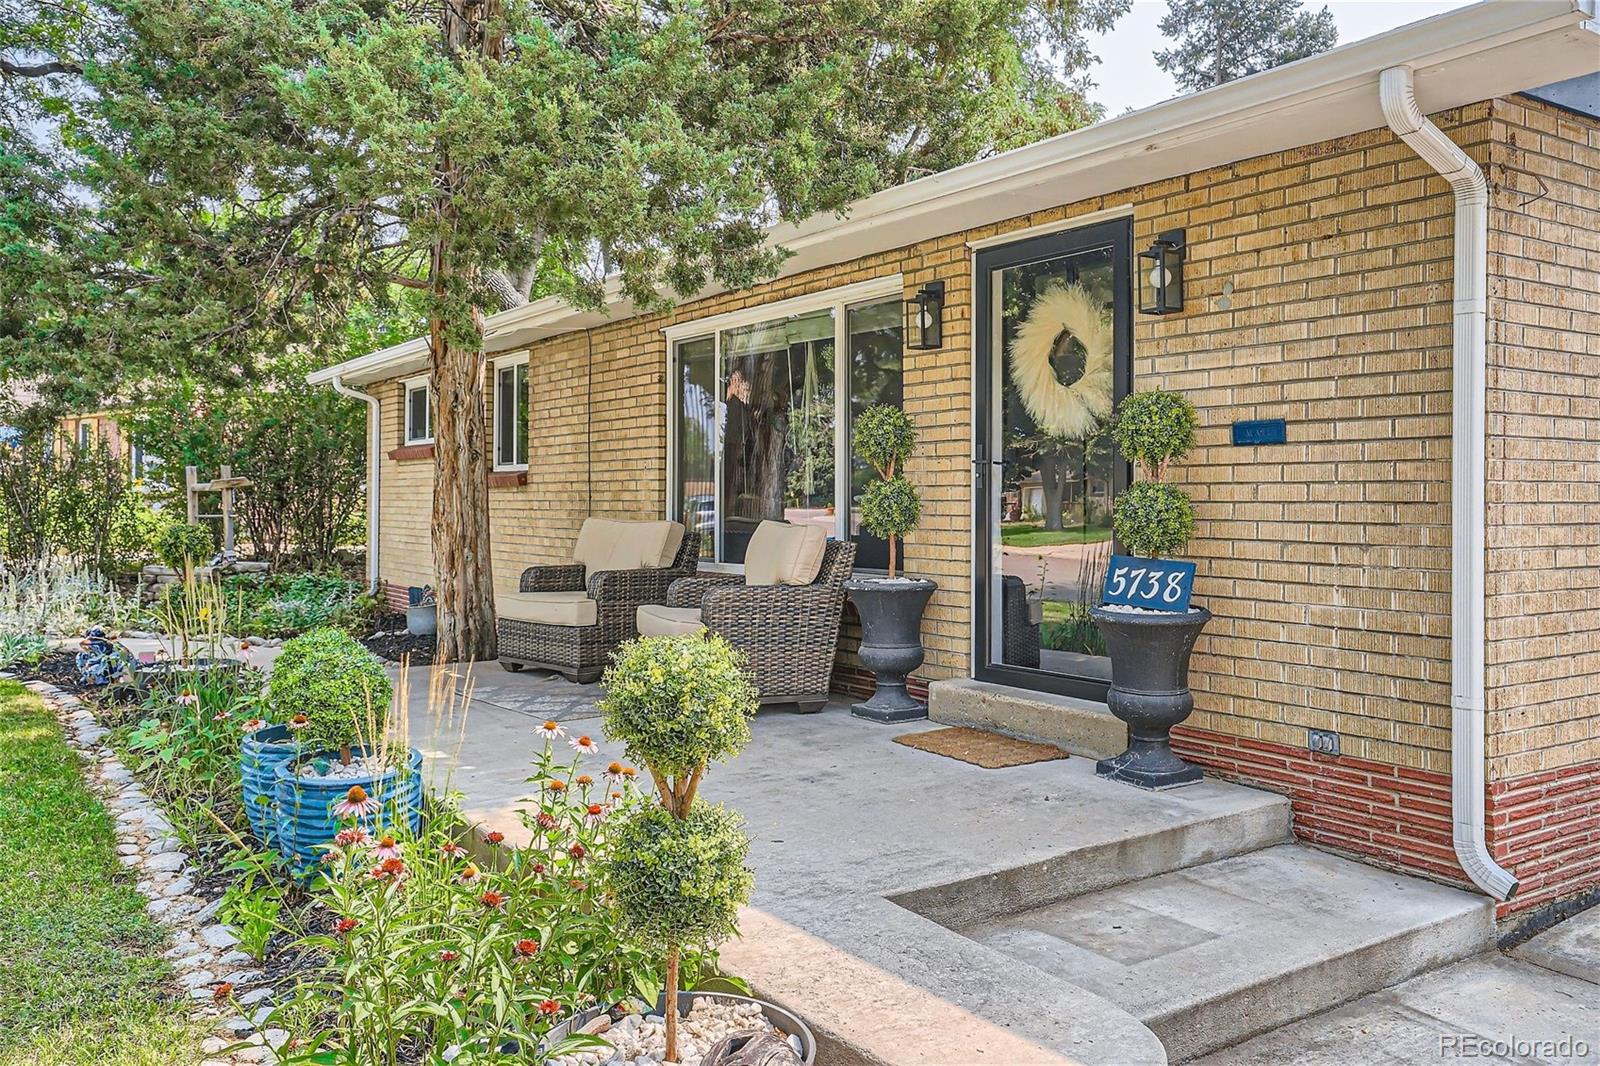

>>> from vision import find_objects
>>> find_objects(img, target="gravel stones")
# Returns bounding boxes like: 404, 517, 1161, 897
547, 999, 796, 1066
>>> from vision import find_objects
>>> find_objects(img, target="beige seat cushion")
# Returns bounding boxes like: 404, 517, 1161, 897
497, 591, 597, 628
744, 521, 828, 586
572, 518, 685, 574
636, 603, 706, 638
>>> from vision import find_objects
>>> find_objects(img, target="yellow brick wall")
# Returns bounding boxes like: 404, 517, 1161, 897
377, 379, 435, 591
369, 101, 1582, 776
1484, 95, 1600, 780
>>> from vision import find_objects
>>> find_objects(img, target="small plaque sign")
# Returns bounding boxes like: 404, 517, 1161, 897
1232, 418, 1287, 446
1102, 554, 1196, 613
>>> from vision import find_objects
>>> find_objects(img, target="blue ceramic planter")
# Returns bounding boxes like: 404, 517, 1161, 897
272, 746, 424, 874
240, 724, 301, 847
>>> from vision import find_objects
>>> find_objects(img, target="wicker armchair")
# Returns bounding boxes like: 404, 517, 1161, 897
497, 525, 699, 683
641, 538, 856, 713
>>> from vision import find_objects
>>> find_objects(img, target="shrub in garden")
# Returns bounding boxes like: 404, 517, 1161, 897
266, 628, 392, 765
598, 634, 759, 1064
157, 521, 216, 573
0, 430, 152, 571
853, 404, 921, 577
1109, 391, 1198, 559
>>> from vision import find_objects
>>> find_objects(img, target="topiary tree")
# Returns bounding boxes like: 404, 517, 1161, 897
598, 634, 759, 1063
854, 404, 922, 577
157, 521, 215, 575
266, 627, 392, 766
1109, 391, 1198, 559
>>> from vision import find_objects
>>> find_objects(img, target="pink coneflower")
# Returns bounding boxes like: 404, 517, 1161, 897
237, 645, 253, 664
538, 1000, 561, 1017
584, 803, 605, 826
535, 812, 558, 832
334, 826, 369, 848
334, 917, 359, 935
458, 864, 482, 884
483, 830, 505, 847
537, 720, 565, 740
176, 690, 199, 707
241, 717, 267, 733
479, 889, 508, 909
569, 735, 600, 756
213, 982, 234, 1002
439, 949, 459, 963
333, 785, 381, 820
568, 842, 587, 862
531, 861, 546, 876
575, 774, 593, 789
620, 766, 637, 780
370, 834, 402, 861
369, 857, 409, 883
439, 841, 466, 858
544, 779, 565, 794
603, 761, 626, 782
287, 713, 310, 732
568, 878, 586, 891
212, 709, 231, 722
513, 938, 539, 958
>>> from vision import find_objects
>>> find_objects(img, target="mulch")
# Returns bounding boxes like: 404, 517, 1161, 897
7, 649, 101, 696
893, 726, 1070, 769
361, 613, 437, 666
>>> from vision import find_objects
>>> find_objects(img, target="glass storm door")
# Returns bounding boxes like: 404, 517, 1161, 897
974, 218, 1132, 700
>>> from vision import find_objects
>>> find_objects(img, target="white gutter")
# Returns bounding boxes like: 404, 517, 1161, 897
331, 374, 382, 597
1379, 65, 1517, 901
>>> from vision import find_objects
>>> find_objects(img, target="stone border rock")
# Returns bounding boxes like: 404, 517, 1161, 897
10, 675, 289, 1066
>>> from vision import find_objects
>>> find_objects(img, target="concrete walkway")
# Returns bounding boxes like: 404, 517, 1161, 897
398, 663, 1600, 1066
402, 662, 1287, 1065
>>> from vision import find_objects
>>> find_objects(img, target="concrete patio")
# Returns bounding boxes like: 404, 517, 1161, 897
389, 661, 1600, 1065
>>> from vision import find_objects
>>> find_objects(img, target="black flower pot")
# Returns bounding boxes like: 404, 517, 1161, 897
1091, 605, 1211, 789
845, 577, 936, 723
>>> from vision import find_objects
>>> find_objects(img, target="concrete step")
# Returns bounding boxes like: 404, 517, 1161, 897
928, 677, 1127, 760
1193, 953, 1600, 1065
963, 844, 1495, 1061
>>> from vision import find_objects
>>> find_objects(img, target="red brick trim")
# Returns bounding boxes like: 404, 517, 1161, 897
1172, 725, 1466, 884
1171, 725, 1600, 920
1487, 761, 1600, 919
381, 582, 412, 612
387, 443, 435, 461
487, 470, 527, 488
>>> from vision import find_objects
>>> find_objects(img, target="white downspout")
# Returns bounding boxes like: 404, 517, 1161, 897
331, 374, 382, 598
1379, 65, 1516, 901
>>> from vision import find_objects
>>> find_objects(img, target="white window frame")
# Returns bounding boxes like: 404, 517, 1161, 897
77, 421, 92, 450
491, 353, 530, 471
402, 374, 434, 445
663, 275, 904, 573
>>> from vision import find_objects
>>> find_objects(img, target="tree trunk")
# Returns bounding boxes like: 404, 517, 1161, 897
665, 945, 680, 1063
1039, 449, 1067, 532
430, 325, 497, 662
428, 0, 500, 664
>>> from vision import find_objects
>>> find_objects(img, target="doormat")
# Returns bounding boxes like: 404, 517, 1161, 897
893, 726, 1069, 769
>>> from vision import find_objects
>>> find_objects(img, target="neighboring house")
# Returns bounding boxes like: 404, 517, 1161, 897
50, 409, 162, 482
309, 3, 1600, 924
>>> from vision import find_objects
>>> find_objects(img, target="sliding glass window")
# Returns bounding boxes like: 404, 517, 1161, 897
669, 287, 904, 570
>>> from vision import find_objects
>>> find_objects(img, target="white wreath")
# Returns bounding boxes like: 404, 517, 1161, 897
1006, 282, 1114, 439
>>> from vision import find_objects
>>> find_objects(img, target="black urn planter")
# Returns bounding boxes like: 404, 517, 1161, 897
845, 577, 936, 723
1091, 605, 1211, 790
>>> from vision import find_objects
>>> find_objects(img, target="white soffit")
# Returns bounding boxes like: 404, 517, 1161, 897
312, 0, 1600, 386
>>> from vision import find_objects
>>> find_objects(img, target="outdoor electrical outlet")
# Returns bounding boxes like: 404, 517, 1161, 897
1308, 729, 1340, 756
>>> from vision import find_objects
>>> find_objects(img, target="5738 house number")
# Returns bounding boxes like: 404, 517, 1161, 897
1102, 554, 1196, 613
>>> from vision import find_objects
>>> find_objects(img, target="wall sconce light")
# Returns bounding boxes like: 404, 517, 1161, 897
907, 280, 945, 349
1138, 229, 1186, 315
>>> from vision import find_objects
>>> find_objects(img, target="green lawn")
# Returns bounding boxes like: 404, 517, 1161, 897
0, 680, 208, 1066
1000, 522, 1111, 548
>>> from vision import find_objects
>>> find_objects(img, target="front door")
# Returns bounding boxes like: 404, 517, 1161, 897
974, 218, 1132, 700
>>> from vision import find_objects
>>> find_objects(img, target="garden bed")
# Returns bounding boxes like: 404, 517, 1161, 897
361, 612, 436, 665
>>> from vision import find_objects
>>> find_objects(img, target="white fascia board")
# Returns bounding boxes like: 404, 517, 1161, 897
311, 0, 1598, 388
